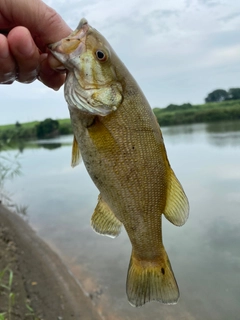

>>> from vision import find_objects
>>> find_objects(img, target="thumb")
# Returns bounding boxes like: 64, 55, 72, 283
0, 0, 72, 47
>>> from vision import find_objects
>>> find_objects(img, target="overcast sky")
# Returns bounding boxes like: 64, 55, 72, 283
1, 0, 240, 125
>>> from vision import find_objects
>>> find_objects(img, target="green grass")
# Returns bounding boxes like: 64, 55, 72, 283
0, 267, 15, 320
0, 118, 71, 131
0, 267, 41, 320
0, 121, 39, 131
153, 99, 240, 126
0, 119, 71, 131
0, 118, 72, 143
1, 99, 240, 139
58, 118, 71, 125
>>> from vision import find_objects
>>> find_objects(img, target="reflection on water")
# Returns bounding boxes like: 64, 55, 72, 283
3, 135, 73, 153
206, 121, 240, 133
1, 122, 240, 320
206, 122, 240, 147
38, 142, 62, 150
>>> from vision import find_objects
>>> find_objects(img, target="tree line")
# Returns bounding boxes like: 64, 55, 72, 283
1, 87, 240, 143
0, 118, 72, 143
205, 88, 240, 103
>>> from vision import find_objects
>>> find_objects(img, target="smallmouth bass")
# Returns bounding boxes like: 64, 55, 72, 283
49, 18, 189, 307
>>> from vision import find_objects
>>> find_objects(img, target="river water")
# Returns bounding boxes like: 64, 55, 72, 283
1, 121, 240, 320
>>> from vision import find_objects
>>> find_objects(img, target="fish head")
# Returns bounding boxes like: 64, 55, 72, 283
48, 18, 123, 116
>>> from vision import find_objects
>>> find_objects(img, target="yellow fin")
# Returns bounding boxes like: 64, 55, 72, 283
126, 248, 179, 307
71, 135, 81, 168
91, 195, 122, 238
164, 168, 189, 226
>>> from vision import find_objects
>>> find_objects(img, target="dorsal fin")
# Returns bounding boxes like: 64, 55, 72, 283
71, 135, 81, 167
163, 168, 189, 226
91, 195, 122, 238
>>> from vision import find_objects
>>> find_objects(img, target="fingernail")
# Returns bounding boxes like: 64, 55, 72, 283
0, 72, 16, 83
48, 54, 63, 70
52, 86, 60, 91
0, 80, 14, 85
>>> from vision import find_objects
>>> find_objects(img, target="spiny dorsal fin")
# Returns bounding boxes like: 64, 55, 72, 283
163, 168, 189, 226
91, 195, 122, 238
71, 135, 81, 168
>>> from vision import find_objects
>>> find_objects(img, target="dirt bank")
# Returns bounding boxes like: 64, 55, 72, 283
0, 203, 101, 320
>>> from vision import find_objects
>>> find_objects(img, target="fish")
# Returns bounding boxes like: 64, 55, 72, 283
48, 18, 189, 307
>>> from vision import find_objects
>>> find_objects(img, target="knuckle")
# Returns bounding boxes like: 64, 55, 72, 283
43, 8, 60, 34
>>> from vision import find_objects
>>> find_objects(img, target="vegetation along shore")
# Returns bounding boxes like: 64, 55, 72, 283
1, 88, 240, 142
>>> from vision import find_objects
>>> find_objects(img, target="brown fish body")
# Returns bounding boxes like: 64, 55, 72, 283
70, 73, 168, 254
49, 19, 189, 307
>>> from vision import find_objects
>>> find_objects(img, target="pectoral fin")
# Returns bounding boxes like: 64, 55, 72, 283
163, 169, 189, 226
71, 135, 81, 167
91, 195, 122, 238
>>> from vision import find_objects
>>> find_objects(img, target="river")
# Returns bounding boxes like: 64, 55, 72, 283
1, 121, 240, 320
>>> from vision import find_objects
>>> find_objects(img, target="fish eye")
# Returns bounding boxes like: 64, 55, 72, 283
96, 50, 107, 61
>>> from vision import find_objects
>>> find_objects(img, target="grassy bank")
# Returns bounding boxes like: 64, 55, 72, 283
0, 119, 72, 143
1, 99, 240, 143
154, 99, 240, 126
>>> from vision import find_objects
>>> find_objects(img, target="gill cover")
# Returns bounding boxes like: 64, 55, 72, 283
49, 18, 123, 116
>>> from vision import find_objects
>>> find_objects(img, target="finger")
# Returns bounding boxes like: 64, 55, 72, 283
48, 52, 65, 70
0, 0, 72, 48
8, 26, 40, 83
33, 4, 72, 50
0, 34, 16, 84
38, 54, 66, 90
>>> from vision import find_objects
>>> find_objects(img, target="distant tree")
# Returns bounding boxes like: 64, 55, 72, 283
166, 104, 179, 111
165, 103, 192, 111
228, 88, 240, 100
36, 118, 59, 139
15, 121, 21, 128
205, 89, 228, 103
58, 123, 73, 135
179, 103, 192, 110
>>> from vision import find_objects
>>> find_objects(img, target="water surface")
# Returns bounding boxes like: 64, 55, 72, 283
1, 122, 240, 320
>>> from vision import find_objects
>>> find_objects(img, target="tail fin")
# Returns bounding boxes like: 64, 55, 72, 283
126, 249, 179, 307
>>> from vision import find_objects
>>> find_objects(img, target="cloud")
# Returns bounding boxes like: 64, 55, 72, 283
1, 0, 240, 124
218, 11, 240, 23
198, 0, 221, 7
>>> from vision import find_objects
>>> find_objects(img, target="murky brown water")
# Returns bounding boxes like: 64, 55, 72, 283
2, 121, 240, 319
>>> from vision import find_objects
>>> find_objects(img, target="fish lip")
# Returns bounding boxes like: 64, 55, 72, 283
48, 38, 85, 71
48, 18, 89, 50
48, 18, 89, 66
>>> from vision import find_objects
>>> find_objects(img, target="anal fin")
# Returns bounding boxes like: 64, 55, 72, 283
164, 168, 189, 226
91, 195, 122, 238
71, 135, 81, 167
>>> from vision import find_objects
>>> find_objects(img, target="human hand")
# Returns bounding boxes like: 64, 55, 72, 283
0, 0, 72, 90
